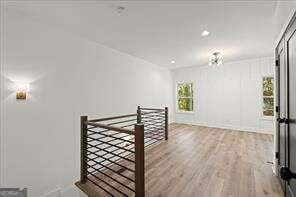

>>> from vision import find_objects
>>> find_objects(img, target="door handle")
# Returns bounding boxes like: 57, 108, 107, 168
280, 167, 296, 181
277, 118, 289, 124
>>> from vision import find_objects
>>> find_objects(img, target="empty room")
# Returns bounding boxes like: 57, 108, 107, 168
1, 1, 296, 197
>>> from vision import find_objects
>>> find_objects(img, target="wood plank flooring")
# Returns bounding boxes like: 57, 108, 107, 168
76, 123, 284, 197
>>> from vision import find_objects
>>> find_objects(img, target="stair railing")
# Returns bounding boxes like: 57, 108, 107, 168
77, 106, 168, 197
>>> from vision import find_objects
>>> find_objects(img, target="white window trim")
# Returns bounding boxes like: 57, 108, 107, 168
261, 75, 275, 120
176, 82, 194, 114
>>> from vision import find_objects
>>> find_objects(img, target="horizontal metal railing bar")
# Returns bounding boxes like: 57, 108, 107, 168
142, 110, 165, 113
88, 110, 162, 124
87, 143, 133, 165
86, 137, 133, 150
107, 118, 137, 126
86, 151, 135, 173
88, 123, 135, 136
145, 131, 164, 137
142, 119, 164, 124
86, 158, 135, 182
89, 147, 133, 161
86, 145, 135, 163
142, 114, 165, 119
90, 148, 135, 172
87, 135, 123, 147
86, 149, 134, 170
87, 130, 135, 144
88, 113, 137, 123
87, 123, 135, 131
144, 130, 164, 137
145, 132, 165, 140
88, 129, 131, 139
89, 137, 135, 154
144, 136, 163, 144
87, 165, 135, 192
87, 122, 134, 135
144, 125, 164, 131
146, 135, 164, 140
86, 135, 134, 153
142, 115, 165, 120
145, 134, 164, 141
87, 145, 133, 162
87, 147, 115, 158
142, 111, 165, 115
86, 149, 135, 172
144, 127, 164, 134
142, 113, 165, 118
142, 117, 165, 122
143, 115, 165, 119
144, 129, 163, 134
87, 172, 129, 197
140, 107, 165, 111
140, 109, 164, 112
142, 118, 165, 123
86, 134, 111, 143
87, 140, 134, 158
142, 115, 165, 121
142, 121, 165, 127
145, 139, 156, 146
86, 177, 114, 197
144, 140, 162, 148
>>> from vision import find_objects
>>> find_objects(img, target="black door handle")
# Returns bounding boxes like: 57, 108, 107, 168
277, 118, 289, 124
280, 167, 296, 181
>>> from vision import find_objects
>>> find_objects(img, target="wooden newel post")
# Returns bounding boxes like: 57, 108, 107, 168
135, 123, 145, 197
80, 116, 88, 183
137, 106, 142, 123
165, 107, 168, 140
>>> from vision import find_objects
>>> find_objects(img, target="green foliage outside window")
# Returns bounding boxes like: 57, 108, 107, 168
177, 83, 193, 112
262, 77, 274, 116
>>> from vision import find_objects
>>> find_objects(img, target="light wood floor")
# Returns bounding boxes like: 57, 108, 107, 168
77, 123, 284, 197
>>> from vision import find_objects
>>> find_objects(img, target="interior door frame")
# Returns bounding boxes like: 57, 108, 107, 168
284, 13, 296, 196
275, 11, 296, 197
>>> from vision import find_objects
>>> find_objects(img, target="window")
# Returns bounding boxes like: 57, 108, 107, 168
177, 83, 193, 112
262, 76, 274, 117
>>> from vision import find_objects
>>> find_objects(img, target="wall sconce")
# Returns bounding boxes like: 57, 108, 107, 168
14, 82, 29, 100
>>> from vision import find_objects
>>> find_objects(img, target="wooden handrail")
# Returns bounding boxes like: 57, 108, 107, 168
86, 122, 134, 135
88, 113, 137, 123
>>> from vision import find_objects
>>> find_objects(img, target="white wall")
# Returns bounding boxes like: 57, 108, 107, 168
0, 8, 173, 197
172, 57, 275, 134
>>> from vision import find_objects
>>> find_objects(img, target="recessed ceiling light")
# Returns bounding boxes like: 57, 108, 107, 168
202, 30, 210, 36
171, 60, 175, 64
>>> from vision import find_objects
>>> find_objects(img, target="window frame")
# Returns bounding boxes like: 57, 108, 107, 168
261, 75, 275, 120
176, 82, 194, 114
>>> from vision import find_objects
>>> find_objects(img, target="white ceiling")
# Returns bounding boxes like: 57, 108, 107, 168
10, 1, 281, 68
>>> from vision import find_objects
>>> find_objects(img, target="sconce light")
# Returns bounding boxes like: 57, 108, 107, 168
14, 82, 29, 100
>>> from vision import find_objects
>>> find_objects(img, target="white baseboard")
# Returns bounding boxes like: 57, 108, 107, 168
172, 121, 274, 135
